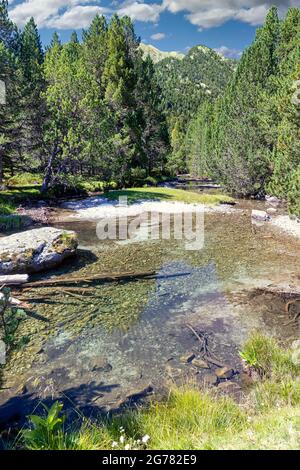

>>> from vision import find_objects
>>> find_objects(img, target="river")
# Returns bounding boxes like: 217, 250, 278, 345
0, 183, 299, 425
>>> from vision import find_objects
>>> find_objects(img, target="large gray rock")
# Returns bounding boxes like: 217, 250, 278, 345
0, 227, 78, 274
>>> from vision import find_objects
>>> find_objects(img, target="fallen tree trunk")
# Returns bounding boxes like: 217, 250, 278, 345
0, 275, 29, 286
21, 270, 157, 288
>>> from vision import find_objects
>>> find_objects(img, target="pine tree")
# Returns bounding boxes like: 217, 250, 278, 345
134, 54, 170, 176
102, 15, 139, 185
0, 0, 19, 51
83, 15, 108, 91
209, 7, 280, 196
19, 17, 45, 168
0, 0, 21, 184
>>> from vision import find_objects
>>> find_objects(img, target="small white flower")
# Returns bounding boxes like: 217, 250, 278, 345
112, 441, 118, 448
125, 444, 130, 450
142, 435, 150, 444
120, 436, 125, 444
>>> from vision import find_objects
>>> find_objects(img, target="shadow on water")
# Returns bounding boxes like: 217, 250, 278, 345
29, 248, 99, 282
0, 381, 120, 430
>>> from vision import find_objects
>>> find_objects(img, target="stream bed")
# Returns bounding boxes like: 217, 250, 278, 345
0, 192, 300, 425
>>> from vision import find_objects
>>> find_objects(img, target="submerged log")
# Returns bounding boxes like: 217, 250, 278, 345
0, 275, 29, 286
21, 270, 157, 288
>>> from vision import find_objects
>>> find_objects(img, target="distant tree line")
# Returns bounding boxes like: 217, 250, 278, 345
1, 1, 299, 215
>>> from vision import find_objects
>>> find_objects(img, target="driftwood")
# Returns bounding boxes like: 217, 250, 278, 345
186, 324, 225, 368
20, 270, 157, 288
0, 275, 29, 286
0, 292, 31, 309
283, 298, 300, 326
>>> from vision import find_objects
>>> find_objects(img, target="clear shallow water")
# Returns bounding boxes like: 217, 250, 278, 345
1, 198, 300, 422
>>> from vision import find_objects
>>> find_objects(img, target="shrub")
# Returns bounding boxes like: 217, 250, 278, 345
22, 402, 70, 450
7, 173, 43, 187
240, 332, 299, 378
288, 167, 300, 218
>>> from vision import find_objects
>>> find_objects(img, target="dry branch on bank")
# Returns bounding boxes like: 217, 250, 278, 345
186, 324, 225, 368
0, 275, 29, 286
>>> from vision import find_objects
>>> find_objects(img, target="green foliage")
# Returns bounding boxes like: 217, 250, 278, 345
156, 45, 235, 123
288, 167, 300, 217
22, 402, 68, 450
184, 6, 300, 212
240, 332, 299, 377
6, 173, 43, 187
0, 215, 27, 231
0, 287, 28, 352
0, 10, 170, 192
155, 45, 235, 174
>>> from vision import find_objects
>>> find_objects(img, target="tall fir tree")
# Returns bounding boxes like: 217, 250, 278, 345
19, 17, 45, 167
0, 0, 21, 184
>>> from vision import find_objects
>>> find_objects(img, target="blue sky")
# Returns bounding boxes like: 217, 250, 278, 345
7, 1, 300, 58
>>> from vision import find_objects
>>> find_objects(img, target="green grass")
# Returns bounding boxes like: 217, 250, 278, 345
6, 173, 43, 188
240, 332, 300, 378
8, 334, 299, 451
0, 215, 28, 231
104, 187, 235, 205
0, 188, 42, 231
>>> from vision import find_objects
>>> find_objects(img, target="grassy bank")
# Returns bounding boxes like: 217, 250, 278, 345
103, 187, 235, 205
0, 188, 42, 232
4, 333, 299, 450
0, 180, 234, 232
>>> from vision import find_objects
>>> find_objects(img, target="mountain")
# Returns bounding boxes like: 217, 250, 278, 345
139, 43, 185, 63
155, 44, 236, 123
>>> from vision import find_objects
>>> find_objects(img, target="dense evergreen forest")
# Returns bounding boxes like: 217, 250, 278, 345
154, 45, 236, 173
0, 1, 299, 215
176, 7, 300, 217
0, 0, 170, 193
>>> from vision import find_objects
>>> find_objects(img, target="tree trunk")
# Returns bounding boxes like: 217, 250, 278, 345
0, 149, 3, 186
41, 148, 55, 193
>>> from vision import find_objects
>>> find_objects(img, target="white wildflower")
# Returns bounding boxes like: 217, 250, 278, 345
142, 435, 150, 444
125, 444, 130, 451
112, 441, 118, 448
120, 435, 125, 444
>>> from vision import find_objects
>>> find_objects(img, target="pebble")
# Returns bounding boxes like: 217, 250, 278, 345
204, 373, 218, 386
192, 358, 210, 369
180, 353, 196, 364
215, 366, 235, 380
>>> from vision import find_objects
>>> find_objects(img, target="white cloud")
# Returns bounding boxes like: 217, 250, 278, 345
150, 32, 166, 40
8, 0, 300, 31
235, 5, 269, 25
117, 1, 164, 23
163, 0, 300, 29
9, 0, 97, 27
214, 45, 242, 59
187, 8, 236, 30
47, 5, 110, 29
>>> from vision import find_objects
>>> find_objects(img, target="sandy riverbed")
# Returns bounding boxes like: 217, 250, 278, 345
62, 197, 237, 219
270, 215, 300, 239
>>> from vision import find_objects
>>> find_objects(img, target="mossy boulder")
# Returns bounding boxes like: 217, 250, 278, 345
0, 227, 78, 274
